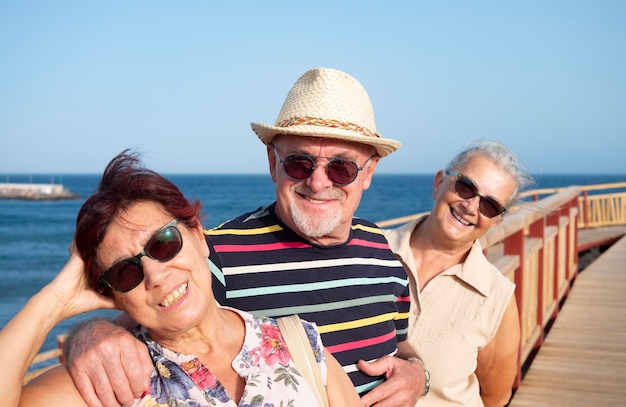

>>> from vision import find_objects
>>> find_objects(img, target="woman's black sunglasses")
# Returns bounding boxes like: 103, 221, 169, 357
98, 219, 183, 293
272, 145, 372, 186
445, 170, 506, 218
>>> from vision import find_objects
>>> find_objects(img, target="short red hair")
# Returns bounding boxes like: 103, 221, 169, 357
75, 150, 203, 296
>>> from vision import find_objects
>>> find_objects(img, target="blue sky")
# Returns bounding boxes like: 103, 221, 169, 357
1, 1, 624, 175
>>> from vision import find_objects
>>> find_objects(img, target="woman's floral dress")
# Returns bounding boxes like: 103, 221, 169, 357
131, 308, 328, 406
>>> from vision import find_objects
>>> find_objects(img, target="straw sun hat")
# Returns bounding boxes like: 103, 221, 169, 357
250, 68, 401, 157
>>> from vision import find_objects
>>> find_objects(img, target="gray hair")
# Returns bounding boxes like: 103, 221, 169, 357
445, 139, 534, 208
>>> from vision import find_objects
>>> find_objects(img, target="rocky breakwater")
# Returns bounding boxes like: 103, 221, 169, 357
0, 183, 80, 200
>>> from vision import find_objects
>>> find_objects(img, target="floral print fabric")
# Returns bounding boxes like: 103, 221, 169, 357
131, 308, 327, 406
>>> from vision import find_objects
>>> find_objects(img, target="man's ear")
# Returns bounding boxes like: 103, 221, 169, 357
267, 145, 277, 182
361, 155, 380, 191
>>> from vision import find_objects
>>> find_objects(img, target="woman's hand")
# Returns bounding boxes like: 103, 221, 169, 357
40, 243, 117, 321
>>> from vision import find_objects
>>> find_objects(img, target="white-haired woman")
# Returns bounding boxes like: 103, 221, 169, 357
385, 140, 534, 407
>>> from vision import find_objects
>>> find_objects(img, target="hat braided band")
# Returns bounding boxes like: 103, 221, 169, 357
275, 116, 381, 139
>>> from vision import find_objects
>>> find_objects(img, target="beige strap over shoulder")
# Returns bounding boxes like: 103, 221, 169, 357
277, 314, 329, 407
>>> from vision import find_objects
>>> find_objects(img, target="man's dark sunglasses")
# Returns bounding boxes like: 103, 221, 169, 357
272, 145, 372, 186
98, 219, 182, 293
445, 170, 507, 218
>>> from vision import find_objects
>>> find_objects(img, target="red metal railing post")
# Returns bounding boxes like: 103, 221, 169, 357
57, 335, 66, 364
504, 229, 525, 389
566, 197, 579, 288
546, 210, 560, 319
583, 190, 589, 229
529, 216, 546, 347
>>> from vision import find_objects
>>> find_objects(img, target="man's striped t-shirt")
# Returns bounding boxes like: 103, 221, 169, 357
205, 204, 410, 395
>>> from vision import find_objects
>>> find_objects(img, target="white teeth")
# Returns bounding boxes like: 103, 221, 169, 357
307, 197, 325, 204
160, 283, 188, 307
452, 209, 472, 226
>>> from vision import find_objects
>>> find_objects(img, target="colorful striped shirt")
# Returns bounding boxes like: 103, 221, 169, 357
205, 203, 410, 395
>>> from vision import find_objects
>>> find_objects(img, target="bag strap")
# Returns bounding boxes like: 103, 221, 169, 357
277, 315, 329, 407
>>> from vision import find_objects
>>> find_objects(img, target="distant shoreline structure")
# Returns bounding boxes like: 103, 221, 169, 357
0, 183, 81, 200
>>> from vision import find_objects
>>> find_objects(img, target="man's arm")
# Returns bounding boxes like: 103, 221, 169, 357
357, 340, 427, 407
64, 315, 153, 407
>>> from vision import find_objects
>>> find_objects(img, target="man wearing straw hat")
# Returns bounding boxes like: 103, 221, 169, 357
65, 68, 428, 407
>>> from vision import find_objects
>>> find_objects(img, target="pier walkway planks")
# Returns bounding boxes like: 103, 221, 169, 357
577, 225, 626, 253
509, 234, 626, 407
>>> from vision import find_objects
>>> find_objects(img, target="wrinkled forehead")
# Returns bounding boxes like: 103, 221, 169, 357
99, 203, 172, 252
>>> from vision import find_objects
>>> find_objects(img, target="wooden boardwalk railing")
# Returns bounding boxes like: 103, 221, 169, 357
509, 234, 626, 406
519, 182, 626, 230
26, 182, 626, 394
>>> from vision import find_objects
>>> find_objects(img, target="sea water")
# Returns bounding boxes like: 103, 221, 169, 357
1, 173, 625, 356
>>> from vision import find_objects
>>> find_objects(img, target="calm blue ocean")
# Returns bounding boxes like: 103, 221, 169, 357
1, 173, 625, 357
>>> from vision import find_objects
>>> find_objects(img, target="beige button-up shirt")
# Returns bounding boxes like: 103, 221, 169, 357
385, 217, 515, 406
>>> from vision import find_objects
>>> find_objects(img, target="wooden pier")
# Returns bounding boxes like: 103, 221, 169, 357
509, 233, 626, 406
